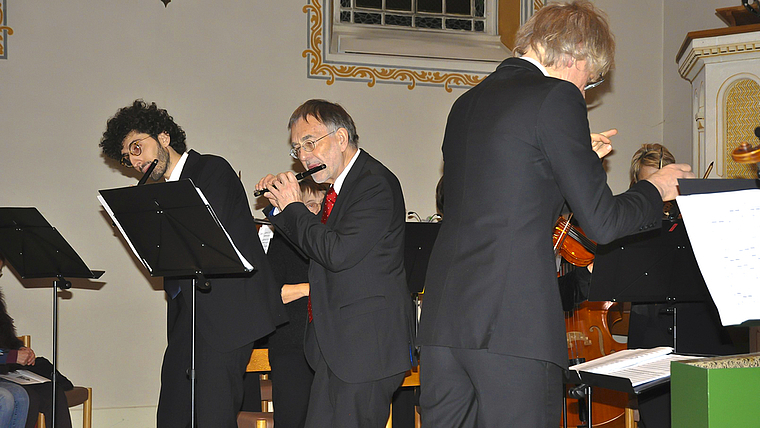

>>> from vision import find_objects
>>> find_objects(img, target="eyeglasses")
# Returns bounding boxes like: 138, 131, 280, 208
290, 130, 337, 159
583, 76, 605, 91
305, 202, 322, 212
120, 135, 154, 167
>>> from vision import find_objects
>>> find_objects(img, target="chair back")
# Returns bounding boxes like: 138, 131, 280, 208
17, 335, 31, 347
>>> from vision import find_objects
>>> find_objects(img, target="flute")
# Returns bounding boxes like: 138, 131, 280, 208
253, 164, 326, 197
138, 159, 158, 186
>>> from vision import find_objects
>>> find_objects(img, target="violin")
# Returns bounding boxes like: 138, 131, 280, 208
731, 127, 760, 178
733, 142, 760, 163
553, 216, 597, 267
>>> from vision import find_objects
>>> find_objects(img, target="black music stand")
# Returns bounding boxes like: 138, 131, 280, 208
404, 221, 440, 345
678, 177, 760, 195
0, 207, 103, 428
98, 179, 253, 427
589, 219, 709, 305
561, 365, 671, 428
404, 222, 440, 294
589, 217, 714, 357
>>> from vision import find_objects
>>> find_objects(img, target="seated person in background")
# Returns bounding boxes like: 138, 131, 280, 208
265, 179, 325, 428
0, 252, 30, 428
0, 253, 72, 428
630, 143, 679, 220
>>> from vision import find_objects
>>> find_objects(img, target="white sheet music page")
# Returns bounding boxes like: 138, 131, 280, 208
194, 187, 254, 272
676, 188, 760, 326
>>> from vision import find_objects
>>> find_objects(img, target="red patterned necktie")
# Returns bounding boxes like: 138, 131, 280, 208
309, 186, 337, 322
320, 187, 337, 224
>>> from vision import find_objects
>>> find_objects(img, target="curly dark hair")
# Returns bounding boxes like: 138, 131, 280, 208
99, 99, 187, 160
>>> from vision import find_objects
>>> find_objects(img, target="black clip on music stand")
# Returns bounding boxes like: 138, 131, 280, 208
98, 179, 253, 428
0, 207, 104, 428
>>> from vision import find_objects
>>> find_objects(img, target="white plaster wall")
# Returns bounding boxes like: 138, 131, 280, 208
588, 0, 665, 193
0, 0, 726, 425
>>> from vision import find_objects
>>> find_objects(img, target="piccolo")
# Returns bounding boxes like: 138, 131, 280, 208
253, 164, 326, 197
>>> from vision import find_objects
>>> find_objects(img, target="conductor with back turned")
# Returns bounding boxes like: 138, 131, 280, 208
415, 2, 695, 427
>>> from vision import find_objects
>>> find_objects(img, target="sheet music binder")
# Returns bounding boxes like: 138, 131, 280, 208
98, 179, 253, 278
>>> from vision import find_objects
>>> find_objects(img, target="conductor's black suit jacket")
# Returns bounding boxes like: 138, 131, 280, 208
270, 150, 415, 383
164, 150, 286, 351
417, 58, 663, 368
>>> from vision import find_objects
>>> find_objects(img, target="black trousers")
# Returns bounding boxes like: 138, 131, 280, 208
269, 349, 314, 428
156, 293, 253, 428
419, 346, 563, 428
303, 323, 405, 428
23, 381, 71, 428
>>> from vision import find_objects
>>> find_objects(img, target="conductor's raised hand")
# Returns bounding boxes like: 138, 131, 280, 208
590, 128, 617, 159
255, 172, 303, 211
644, 163, 696, 201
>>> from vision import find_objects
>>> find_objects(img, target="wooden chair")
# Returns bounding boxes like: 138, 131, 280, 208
237, 348, 274, 428
17, 336, 92, 428
386, 365, 422, 428
241, 348, 423, 428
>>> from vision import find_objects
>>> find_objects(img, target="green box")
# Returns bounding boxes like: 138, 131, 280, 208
671, 354, 760, 427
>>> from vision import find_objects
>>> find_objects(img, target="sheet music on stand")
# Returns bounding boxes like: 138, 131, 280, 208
568, 347, 700, 391
676, 179, 760, 326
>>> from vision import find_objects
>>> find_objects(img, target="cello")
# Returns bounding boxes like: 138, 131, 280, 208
555, 216, 629, 428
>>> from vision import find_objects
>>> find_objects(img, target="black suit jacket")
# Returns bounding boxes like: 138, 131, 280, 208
164, 150, 286, 352
417, 58, 662, 368
269, 150, 415, 383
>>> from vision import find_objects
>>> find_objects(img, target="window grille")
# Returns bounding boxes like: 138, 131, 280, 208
338, 0, 488, 33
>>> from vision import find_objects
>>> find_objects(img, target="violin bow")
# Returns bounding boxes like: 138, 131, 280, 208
553, 213, 574, 255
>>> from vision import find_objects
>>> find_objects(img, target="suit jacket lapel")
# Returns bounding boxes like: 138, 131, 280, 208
179, 150, 201, 180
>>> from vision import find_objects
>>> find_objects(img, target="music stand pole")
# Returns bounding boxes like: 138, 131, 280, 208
49, 275, 75, 428
52, 280, 58, 428
191, 277, 197, 428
